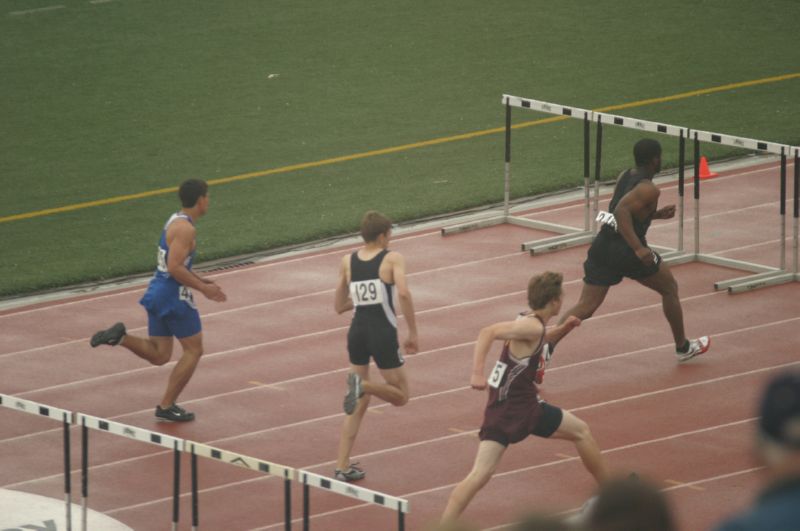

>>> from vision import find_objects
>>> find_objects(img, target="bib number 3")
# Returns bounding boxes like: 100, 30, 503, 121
487, 360, 508, 389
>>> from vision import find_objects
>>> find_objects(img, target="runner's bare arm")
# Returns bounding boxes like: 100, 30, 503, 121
167, 221, 226, 301
544, 315, 581, 345
615, 182, 659, 263
334, 254, 353, 314
390, 252, 418, 354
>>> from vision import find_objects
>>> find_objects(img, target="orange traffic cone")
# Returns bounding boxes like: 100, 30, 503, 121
699, 156, 718, 179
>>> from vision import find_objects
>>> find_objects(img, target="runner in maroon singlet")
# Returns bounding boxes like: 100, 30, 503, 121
441, 272, 609, 523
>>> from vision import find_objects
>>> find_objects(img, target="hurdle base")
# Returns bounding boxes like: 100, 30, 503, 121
724, 272, 797, 294
527, 231, 593, 255
442, 214, 579, 237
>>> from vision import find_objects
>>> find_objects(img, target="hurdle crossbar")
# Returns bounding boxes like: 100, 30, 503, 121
299, 470, 408, 531
441, 96, 595, 245
0, 394, 74, 531
495, 93, 798, 291
188, 441, 294, 531
77, 413, 184, 531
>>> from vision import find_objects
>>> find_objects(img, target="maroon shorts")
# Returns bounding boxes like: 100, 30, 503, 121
478, 400, 563, 447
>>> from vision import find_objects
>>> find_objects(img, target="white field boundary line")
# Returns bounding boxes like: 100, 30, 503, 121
0, 229, 440, 320
0, 250, 523, 359
3, 290, 790, 449
8, 5, 65, 16
0, 158, 786, 321
9, 285, 720, 399
5, 351, 796, 499
484, 465, 766, 531
250, 418, 761, 530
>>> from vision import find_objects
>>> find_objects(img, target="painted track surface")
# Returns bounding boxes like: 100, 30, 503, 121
1, 160, 797, 530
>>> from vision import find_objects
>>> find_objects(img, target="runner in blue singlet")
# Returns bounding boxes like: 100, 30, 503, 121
90, 179, 226, 422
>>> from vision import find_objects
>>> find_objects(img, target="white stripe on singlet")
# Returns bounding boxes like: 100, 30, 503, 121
379, 282, 397, 328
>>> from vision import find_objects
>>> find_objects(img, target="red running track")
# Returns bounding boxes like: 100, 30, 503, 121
1, 159, 798, 530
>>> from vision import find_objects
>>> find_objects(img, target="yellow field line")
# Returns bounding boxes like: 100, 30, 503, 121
3, 72, 799, 225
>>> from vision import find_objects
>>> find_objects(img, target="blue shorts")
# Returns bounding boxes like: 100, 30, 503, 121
140, 281, 202, 339
146, 303, 202, 338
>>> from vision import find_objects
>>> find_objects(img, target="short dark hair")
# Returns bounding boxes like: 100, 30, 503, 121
360, 210, 392, 242
588, 476, 675, 531
633, 139, 662, 166
527, 272, 563, 310
178, 179, 208, 208
759, 370, 800, 448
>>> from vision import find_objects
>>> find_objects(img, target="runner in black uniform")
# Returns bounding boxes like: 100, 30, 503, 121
333, 211, 419, 482
556, 139, 709, 361
441, 272, 609, 523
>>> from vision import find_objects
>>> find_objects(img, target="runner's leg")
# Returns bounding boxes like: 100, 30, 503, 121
336, 364, 371, 470
550, 410, 609, 484
121, 335, 173, 366
159, 332, 203, 408
635, 262, 687, 348
363, 365, 409, 406
555, 282, 609, 343
441, 440, 507, 522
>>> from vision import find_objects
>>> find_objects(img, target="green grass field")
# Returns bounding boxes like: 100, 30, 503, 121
1, 0, 799, 296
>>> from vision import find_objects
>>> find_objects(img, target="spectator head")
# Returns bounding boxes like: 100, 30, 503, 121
587, 475, 674, 531
756, 371, 800, 471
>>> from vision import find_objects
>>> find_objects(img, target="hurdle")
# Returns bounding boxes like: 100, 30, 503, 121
77, 413, 183, 531
0, 393, 75, 530
441, 98, 596, 243
489, 93, 798, 291
299, 470, 408, 531
710, 145, 799, 292
187, 441, 294, 531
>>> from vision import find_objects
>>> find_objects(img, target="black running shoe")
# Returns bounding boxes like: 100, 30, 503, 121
155, 404, 195, 422
334, 462, 366, 482
90, 322, 126, 347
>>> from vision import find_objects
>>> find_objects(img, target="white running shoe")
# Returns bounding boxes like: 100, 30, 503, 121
676, 336, 710, 362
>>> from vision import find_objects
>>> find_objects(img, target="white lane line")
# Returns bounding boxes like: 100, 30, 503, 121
483, 465, 765, 531
2, 292, 791, 450
0, 252, 521, 358
9, 285, 721, 395
249, 418, 759, 530
0, 287, 768, 445
9, 5, 65, 16
4, 354, 794, 498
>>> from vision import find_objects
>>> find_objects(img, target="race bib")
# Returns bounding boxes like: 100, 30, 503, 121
487, 360, 508, 388
349, 279, 385, 306
596, 210, 618, 231
179, 286, 197, 309
156, 247, 168, 272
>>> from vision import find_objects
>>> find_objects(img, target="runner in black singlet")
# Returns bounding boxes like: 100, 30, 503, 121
557, 139, 710, 362
333, 211, 419, 482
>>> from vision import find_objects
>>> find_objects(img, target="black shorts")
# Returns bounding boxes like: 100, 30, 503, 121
347, 318, 404, 370
583, 230, 660, 286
